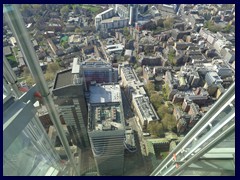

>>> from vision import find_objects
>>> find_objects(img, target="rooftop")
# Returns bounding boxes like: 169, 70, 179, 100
89, 84, 121, 104
121, 66, 139, 83
88, 84, 124, 132
54, 69, 73, 89
81, 57, 111, 68
89, 104, 124, 131
133, 95, 159, 122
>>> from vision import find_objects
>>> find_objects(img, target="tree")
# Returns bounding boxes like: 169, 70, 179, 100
168, 49, 176, 65
61, 41, 69, 49
123, 27, 130, 37
157, 105, 169, 119
148, 121, 164, 137
26, 75, 34, 86
163, 18, 174, 29
222, 23, 232, 33
44, 71, 55, 82
75, 28, 82, 33
47, 62, 60, 74
145, 81, 155, 94
20, 4, 31, 11
32, 4, 42, 9
135, 67, 143, 76
23, 67, 30, 77
162, 84, 170, 100
161, 113, 176, 132
60, 6, 69, 16
150, 93, 164, 110
204, 20, 222, 33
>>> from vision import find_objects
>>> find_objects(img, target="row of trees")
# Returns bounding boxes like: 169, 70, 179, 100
152, 17, 175, 34
204, 20, 234, 33
145, 82, 176, 137
168, 49, 176, 66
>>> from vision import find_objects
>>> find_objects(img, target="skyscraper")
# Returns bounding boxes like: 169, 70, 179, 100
88, 84, 125, 175
129, 4, 138, 26
52, 61, 89, 149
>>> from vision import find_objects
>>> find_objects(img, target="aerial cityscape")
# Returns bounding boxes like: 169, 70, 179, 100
3, 4, 235, 176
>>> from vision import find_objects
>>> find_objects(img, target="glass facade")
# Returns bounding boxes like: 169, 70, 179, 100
4, 120, 62, 176
84, 70, 112, 85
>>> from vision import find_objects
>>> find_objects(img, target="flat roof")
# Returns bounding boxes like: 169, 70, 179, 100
89, 104, 124, 131
133, 95, 159, 122
106, 44, 124, 49
54, 69, 73, 89
72, 58, 80, 74
89, 84, 121, 104
121, 66, 139, 82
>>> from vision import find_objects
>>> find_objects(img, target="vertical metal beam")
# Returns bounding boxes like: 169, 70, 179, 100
4, 4, 79, 175
4, 39, 61, 169
3, 55, 21, 97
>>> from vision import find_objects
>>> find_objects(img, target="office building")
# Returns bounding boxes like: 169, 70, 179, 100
88, 84, 125, 176
80, 57, 118, 89
129, 4, 138, 25
52, 61, 89, 149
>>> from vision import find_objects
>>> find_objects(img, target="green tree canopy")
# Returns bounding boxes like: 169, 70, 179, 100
47, 62, 60, 74
23, 67, 30, 77
135, 67, 143, 76
204, 20, 222, 33
26, 75, 34, 86
123, 27, 130, 37
163, 18, 174, 29
157, 105, 169, 119
60, 6, 69, 16
75, 28, 82, 33
150, 93, 164, 110
145, 81, 155, 94
161, 113, 176, 132
44, 71, 55, 82
168, 49, 176, 65
147, 121, 164, 137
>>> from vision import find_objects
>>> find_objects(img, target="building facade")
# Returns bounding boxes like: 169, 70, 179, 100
52, 65, 89, 149
88, 84, 125, 175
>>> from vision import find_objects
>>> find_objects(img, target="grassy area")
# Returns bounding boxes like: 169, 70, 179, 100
6, 55, 16, 61
79, 5, 102, 14
161, 151, 169, 159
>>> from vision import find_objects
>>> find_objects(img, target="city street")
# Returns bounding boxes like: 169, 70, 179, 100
121, 89, 149, 175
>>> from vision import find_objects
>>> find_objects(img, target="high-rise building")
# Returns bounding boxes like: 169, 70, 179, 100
87, 84, 125, 176
129, 4, 138, 26
52, 64, 89, 149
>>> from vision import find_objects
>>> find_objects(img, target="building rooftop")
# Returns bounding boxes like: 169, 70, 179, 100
81, 57, 111, 68
72, 58, 80, 74
101, 16, 128, 23
95, 8, 114, 19
89, 84, 121, 104
54, 69, 73, 89
133, 95, 159, 122
121, 66, 140, 83
88, 84, 124, 132
89, 104, 124, 131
